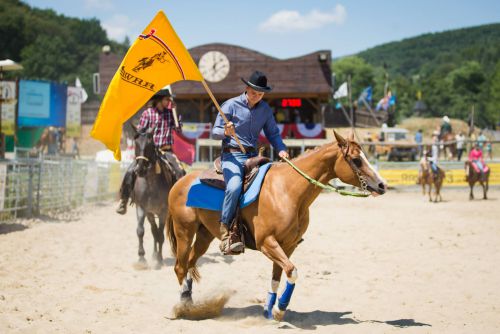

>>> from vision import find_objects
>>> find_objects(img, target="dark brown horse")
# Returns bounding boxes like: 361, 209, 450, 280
166, 130, 386, 321
131, 128, 177, 269
418, 158, 445, 202
441, 132, 456, 161
465, 161, 489, 200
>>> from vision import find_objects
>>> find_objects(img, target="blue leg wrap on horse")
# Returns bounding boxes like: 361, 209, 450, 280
278, 281, 295, 311
263, 292, 277, 319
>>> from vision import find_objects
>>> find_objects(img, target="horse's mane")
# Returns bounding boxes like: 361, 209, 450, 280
290, 139, 361, 163
291, 142, 330, 162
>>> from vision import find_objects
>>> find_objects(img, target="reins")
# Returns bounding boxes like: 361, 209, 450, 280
281, 156, 370, 197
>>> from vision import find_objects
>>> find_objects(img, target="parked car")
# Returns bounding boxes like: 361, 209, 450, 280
376, 127, 418, 161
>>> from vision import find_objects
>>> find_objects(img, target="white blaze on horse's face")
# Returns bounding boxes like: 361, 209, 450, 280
358, 151, 387, 196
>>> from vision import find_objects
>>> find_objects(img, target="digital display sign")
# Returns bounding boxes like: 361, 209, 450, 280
281, 98, 302, 108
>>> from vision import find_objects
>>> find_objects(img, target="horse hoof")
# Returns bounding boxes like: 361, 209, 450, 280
154, 262, 162, 270
180, 294, 193, 305
133, 259, 149, 271
272, 305, 285, 322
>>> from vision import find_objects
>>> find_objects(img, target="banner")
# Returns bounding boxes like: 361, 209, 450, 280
66, 87, 82, 137
173, 132, 195, 165
379, 163, 500, 186
18, 80, 67, 127
181, 122, 211, 143
91, 10, 203, 160
1, 81, 17, 135
258, 124, 287, 143
292, 123, 325, 139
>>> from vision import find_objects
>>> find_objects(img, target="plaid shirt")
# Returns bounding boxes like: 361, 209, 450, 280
137, 103, 180, 147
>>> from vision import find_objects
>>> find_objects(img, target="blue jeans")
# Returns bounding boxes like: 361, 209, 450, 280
430, 161, 438, 174
473, 160, 484, 173
220, 151, 257, 226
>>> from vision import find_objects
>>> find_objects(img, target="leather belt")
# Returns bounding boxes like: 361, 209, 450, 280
222, 146, 255, 154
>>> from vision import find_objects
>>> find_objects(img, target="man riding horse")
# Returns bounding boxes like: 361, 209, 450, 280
440, 115, 452, 140
116, 89, 185, 215
211, 71, 289, 255
428, 132, 441, 178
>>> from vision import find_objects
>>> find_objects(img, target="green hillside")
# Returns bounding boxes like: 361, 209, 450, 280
0, 0, 127, 99
358, 23, 500, 76
333, 24, 500, 127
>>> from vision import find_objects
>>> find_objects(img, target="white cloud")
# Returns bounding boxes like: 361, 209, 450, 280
102, 14, 135, 41
84, 0, 114, 11
259, 4, 347, 33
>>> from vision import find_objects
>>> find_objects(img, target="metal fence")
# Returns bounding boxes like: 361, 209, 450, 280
0, 156, 128, 222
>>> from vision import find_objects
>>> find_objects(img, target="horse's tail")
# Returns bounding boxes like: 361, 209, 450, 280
164, 211, 202, 282
166, 211, 177, 257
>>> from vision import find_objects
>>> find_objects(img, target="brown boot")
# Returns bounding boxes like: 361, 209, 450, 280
116, 199, 127, 215
219, 223, 244, 255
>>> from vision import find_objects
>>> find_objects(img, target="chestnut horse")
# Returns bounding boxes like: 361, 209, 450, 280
418, 158, 445, 202
166, 131, 386, 321
465, 161, 489, 200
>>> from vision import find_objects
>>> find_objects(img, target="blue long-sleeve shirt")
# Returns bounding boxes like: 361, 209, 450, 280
212, 93, 287, 152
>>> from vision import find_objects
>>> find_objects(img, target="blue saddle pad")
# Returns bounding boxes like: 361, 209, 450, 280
186, 163, 273, 211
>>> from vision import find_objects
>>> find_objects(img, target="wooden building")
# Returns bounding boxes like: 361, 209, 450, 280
97, 43, 333, 125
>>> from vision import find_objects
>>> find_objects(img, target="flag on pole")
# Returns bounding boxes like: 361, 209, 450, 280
376, 91, 394, 111
333, 82, 348, 99
357, 86, 372, 106
91, 10, 203, 160
75, 77, 88, 103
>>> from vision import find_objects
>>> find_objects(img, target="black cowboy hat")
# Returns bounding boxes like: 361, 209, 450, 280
241, 71, 272, 93
151, 88, 173, 99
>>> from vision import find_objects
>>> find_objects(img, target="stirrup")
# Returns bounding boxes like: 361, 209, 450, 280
220, 240, 244, 255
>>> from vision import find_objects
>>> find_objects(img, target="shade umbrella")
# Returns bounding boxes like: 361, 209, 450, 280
0, 59, 23, 72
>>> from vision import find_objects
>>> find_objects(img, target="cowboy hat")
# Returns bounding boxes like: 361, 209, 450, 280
152, 89, 173, 99
241, 71, 272, 93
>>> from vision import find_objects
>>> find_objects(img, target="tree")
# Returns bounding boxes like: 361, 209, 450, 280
332, 56, 375, 97
485, 61, 500, 126
20, 35, 76, 81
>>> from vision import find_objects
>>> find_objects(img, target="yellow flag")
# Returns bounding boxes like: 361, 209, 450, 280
91, 10, 203, 160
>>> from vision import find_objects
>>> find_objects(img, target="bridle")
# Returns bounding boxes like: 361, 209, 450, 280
281, 141, 371, 197
340, 142, 368, 193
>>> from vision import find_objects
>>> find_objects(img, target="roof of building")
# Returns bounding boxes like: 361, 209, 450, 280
171, 43, 332, 99
99, 43, 333, 100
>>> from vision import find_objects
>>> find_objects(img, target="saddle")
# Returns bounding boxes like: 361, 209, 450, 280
199, 156, 271, 192
198, 155, 271, 252
157, 150, 186, 182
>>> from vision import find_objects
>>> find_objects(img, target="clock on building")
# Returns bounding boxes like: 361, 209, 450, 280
198, 51, 230, 83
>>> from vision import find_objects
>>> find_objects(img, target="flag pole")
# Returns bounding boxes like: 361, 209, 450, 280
201, 79, 246, 153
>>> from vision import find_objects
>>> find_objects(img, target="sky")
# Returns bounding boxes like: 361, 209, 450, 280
23, 0, 500, 59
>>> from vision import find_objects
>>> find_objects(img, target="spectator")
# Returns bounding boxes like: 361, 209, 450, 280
72, 137, 80, 159
415, 129, 423, 158
455, 131, 466, 161
477, 131, 487, 150
485, 141, 493, 160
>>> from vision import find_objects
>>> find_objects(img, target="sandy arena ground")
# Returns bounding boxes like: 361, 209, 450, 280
1, 188, 499, 333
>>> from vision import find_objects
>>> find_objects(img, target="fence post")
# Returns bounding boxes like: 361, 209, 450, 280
36, 160, 42, 216
27, 163, 33, 218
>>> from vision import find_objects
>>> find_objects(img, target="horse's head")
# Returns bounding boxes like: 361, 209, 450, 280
133, 127, 157, 177
333, 130, 387, 196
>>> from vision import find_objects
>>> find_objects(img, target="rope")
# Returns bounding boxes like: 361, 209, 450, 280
281, 157, 370, 197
